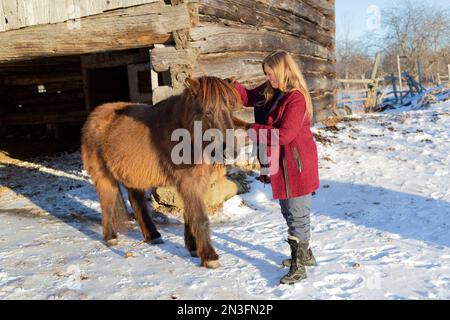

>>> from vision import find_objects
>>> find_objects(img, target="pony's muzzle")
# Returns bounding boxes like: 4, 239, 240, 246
232, 107, 255, 125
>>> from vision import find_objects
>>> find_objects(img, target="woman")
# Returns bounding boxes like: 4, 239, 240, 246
234, 50, 320, 285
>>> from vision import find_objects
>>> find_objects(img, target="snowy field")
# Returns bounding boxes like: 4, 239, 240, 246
0, 101, 449, 300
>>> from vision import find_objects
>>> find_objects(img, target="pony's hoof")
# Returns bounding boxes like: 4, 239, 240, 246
190, 250, 199, 258
105, 239, 119, 247
203, 260, 221, 269
147, 237, 164, 245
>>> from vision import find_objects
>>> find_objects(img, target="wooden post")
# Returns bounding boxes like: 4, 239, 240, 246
371, 52, 382, 80
149, 48, 159, 92
81, 62, 91, 113
417, 60, 422, 87
389, 73, 398, 104
397, 55, 403, 104
448, 64, 450, 84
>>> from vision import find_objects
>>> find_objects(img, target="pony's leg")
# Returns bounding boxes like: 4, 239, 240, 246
179, 191, 201, 258
127, 188, 163, 244
83, 146, 129, 246
95, 176, 129, 246
178, 183, 220, 269
182, 213, 198, 257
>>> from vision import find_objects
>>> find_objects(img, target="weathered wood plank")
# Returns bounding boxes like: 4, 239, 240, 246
81, 49, 150, 69
2, 0, 19, 31
17, 0, 33, 28
191, 23, 335, 61
193, 52, 335, 80
1, 0, 163, 31
199, 0, 333, 44
0, 0, 6, 32
303, 0, 334, 17
17, 0, 52, 28
337, 78, 377, 84
33, 0, 51, 26
49, 0, 73, 24
194, 62, 335, 94
78, 0, 103, 17
0, 3, 191, 63
152, 46, 199, 72
252, 0, 333, 29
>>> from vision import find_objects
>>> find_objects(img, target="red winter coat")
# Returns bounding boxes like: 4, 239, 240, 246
235, 81, 319, 200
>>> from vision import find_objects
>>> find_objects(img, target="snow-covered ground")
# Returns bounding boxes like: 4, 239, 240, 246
0, 101, 449, 300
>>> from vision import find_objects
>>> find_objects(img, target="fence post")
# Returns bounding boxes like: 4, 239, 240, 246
417, 60, 422, 86
448, 64, 450, 84
397, 55, 403, 104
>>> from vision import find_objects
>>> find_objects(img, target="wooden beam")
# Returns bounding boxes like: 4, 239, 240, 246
0, 0, 5, 32
251, 0, 334, 30
0, 0, 162, 31
152, 46, 199, 72
337, 78, 377, 84
1, 0, 20, 31
80, 49, 150, 69
193, 52, 336, 92
302, 0, 335, 18
0, 2, 191, 63
199, 0, 334, 47
337, 97, 368, 103
191, 23, 335, 61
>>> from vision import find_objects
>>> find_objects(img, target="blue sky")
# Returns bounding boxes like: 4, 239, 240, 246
335, 0, 449, 41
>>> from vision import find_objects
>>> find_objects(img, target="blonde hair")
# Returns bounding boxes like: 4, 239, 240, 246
262, 50, 313, 121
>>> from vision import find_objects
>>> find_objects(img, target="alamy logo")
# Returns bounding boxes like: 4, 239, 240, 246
171, 122, 280, 174
367, 5, 381, 32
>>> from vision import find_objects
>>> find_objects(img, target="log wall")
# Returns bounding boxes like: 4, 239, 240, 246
192, 0, 336, 121
0, 0, 336, 125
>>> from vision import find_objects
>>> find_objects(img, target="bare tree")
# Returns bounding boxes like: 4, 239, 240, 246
336, 13, 374, 79
382, 0, 450, 79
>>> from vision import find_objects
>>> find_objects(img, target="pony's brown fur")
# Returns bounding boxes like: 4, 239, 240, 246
81, 76, 244, 268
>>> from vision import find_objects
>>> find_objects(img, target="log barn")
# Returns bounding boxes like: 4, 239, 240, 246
0, 0, 336, 145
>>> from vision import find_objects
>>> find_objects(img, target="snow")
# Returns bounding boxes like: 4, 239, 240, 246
1, 101, 449, 300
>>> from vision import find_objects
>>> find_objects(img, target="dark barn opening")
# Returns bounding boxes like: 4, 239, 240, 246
86, 66, 131, 108
0, 48, 164, 158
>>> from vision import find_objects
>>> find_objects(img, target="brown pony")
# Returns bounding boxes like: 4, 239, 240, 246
81, 76, 246, 269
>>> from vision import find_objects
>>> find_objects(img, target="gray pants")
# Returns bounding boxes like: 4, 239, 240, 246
279, 194, 312, 243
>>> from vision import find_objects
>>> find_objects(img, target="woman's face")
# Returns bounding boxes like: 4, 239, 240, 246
264, 65, 279, 89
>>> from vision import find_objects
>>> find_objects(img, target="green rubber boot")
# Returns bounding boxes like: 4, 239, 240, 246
280, 236, 307, 285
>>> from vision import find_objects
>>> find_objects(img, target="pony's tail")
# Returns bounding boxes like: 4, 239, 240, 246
110, 189, 132, 234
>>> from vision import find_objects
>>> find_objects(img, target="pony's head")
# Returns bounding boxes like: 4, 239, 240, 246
183, 76, 246, 133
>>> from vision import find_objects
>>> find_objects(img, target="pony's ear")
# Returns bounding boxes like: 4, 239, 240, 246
185, 77, 200, 95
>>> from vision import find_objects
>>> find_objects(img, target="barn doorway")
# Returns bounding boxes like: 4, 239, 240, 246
85, 66, 130, 108
0, 48, 171, 158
